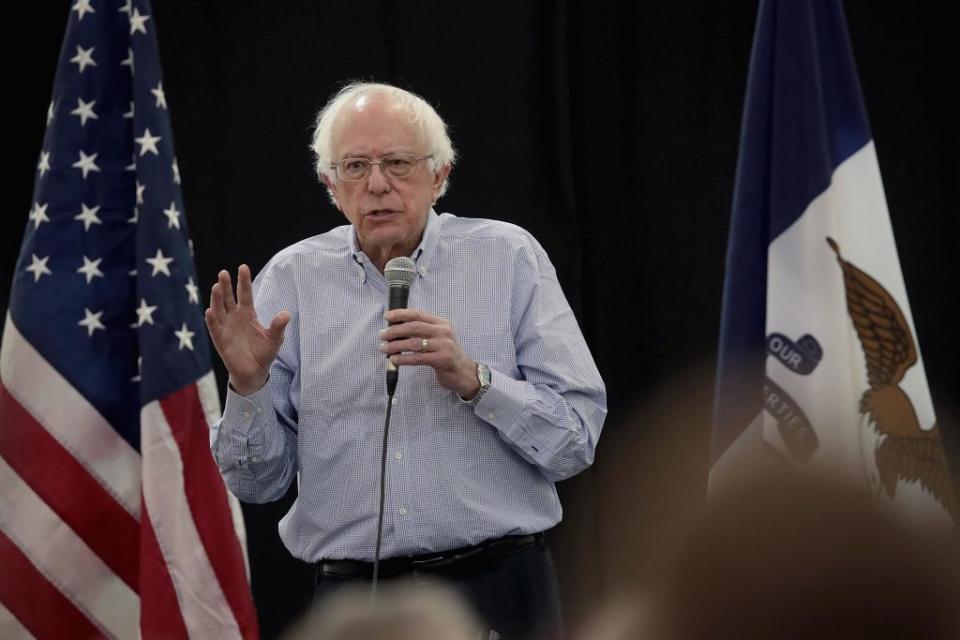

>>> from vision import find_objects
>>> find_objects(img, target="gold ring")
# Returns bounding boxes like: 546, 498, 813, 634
421, 338, 428, 351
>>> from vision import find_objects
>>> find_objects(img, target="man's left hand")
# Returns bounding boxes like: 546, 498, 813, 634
380, 309, 481, 399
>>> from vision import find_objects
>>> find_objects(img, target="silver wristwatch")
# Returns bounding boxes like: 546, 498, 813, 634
460, 363, 491, 404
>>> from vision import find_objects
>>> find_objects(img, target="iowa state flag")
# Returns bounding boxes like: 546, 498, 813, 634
712, 0, 954, 526
0, 1, 259, 637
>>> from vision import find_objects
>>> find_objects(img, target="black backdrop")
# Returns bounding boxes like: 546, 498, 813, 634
7, 2, 957, 637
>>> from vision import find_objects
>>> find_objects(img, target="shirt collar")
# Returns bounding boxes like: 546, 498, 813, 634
349, 208, 441, 278
413, 208, 441, 276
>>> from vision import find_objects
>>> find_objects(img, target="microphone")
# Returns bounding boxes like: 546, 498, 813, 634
384, 257, 416, 394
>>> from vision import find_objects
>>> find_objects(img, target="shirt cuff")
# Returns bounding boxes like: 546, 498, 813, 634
223, 382, 272, 424
217, 383, 273, 469
473, 369, 539, 453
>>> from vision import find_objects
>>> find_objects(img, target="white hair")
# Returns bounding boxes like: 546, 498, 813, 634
310, 82, 457, 201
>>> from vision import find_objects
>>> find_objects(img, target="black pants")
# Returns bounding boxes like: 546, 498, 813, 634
314, 539, 563, 640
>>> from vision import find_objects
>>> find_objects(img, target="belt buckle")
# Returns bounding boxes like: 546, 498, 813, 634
410, 545, 485, 576
409, 552, 447, 570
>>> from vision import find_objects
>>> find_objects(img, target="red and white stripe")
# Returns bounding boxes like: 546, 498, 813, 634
0, 315, 258, 638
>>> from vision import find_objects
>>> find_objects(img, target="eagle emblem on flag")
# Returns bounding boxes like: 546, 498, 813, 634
827, 237, 955, 518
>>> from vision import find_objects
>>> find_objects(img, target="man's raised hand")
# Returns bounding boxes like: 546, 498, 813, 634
204, 264, 289, 396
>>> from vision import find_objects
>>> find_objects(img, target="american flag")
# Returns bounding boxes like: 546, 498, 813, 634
0, 1, 260, 637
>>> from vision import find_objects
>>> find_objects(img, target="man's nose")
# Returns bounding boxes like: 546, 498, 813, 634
365, 163, 391, 194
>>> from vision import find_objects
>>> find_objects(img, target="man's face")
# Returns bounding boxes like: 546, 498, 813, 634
326, 94, 448, 264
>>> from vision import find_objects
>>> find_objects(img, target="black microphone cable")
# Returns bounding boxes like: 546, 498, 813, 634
371, 257, 416, 600
371, 384, 395, 599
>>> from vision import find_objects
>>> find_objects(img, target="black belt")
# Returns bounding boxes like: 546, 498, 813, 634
317, 533, 544, 580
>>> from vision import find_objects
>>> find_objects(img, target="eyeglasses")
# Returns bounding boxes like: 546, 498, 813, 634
330, 153, 433, 182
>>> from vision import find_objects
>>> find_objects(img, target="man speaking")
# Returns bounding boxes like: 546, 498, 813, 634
206, 82, 606, 638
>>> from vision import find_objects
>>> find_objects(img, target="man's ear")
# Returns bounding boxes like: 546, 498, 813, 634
432, 165, 451, 200
321, 174, 342, 211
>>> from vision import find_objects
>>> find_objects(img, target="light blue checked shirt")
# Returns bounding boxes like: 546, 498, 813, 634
211, 210, 606, 562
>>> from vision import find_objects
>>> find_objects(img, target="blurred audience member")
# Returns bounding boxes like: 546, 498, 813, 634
283, 580, 483, 640
654, 472, 959, 639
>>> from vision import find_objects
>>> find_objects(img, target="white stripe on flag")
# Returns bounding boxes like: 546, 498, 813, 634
227, 481, 251, 581
0, 601, 36, 640
0, 315, 141, 518
195, 371, 250, 578
196, 371, 252, 579
0, 456, 139, 639
140, 400, 243, 639
197, 369, 222, 427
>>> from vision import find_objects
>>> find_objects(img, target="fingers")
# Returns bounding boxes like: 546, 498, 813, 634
379, 320, 452, 342
387, 350, 444, 367
206, 266, 251, 347
203, 307, 219, 334
268, 311, 290, 343
219, 270, 237, 312
236, 264, 253, 308
208, 279, 226, 324
204, 307, 225, 353
385, 308, 443, 325
380, 335, 440, 356
380, 309, 474, 393
207, 266, 249, 323
385, 339, 469, 381
379, 311, 461, 372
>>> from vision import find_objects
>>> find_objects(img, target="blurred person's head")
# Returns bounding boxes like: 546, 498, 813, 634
652, 472, 959, 639
284, 581, 481, 640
